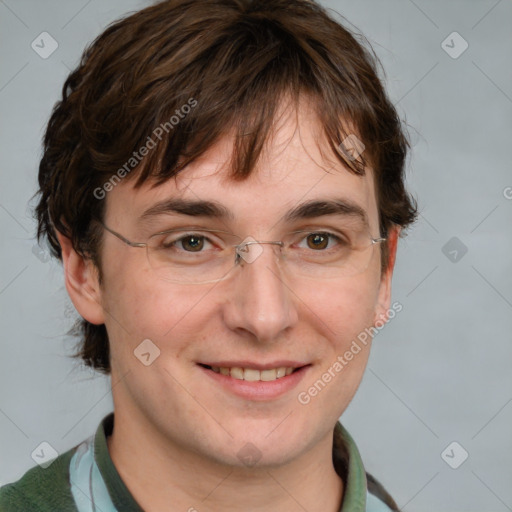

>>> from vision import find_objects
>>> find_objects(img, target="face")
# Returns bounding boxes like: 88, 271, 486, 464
71, 98, 397, 468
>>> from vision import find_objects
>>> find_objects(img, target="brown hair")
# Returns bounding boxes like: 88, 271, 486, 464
36, 0, 417, 375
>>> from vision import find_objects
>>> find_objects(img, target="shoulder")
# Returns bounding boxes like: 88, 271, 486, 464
0, 448, 77, 512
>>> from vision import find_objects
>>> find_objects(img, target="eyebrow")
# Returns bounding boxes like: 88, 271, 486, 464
139, 197, 369, 227
140, 198, 235, 221
283, 198, 369, 228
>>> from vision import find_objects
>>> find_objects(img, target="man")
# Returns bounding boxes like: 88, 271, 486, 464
0, 0, 417, 510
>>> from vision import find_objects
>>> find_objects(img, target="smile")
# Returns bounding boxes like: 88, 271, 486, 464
197, 362, 310, 401
201, 365, 296, 382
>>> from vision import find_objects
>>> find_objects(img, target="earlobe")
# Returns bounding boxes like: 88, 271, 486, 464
373, 225, 401, 326
56, 231, 105, 325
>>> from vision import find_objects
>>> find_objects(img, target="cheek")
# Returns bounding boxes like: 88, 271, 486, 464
100, 254, 217, 357
295, 279, 379, 417
294, 274, 380, 345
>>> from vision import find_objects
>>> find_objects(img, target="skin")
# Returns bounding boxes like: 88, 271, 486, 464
58, 97, 400, 512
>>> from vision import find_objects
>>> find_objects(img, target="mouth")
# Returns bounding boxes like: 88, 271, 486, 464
197, 361, 311, 401
198, 363, 305, 382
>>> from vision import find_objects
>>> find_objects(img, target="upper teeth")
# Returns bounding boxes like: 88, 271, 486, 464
210, 366, 294, 381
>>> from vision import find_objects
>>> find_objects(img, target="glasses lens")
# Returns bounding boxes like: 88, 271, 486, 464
147, 229, 241, 284
281, 228, 379, 279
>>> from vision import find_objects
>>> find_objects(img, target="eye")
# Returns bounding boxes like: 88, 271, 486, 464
306, 233, 329, 250
299, 232, 345, 251
178, 235, 207, 252
160, 233, 215, 252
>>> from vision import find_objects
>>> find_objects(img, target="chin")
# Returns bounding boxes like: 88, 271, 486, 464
207, 418, 317, 469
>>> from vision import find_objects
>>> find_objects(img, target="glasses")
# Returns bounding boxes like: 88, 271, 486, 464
98, 221, 386, 285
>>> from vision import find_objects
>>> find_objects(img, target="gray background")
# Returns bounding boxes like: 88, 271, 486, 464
1, 1, 511, 510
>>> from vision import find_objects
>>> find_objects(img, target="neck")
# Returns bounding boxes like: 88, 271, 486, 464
106, 407, 344, 512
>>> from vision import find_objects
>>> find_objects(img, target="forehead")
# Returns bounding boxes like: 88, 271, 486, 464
105, 99, 379, 232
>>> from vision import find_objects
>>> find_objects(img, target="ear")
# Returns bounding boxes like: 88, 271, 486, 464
56, 231, 105, 325
373, 224, 401, 326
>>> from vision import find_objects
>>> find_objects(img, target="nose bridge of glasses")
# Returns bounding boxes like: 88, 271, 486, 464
235, 238, 284, 265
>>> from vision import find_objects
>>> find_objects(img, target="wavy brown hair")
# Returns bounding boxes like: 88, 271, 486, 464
36, 0, 417, 376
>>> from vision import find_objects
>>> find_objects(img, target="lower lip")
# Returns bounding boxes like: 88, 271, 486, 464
198, 365, 310, 401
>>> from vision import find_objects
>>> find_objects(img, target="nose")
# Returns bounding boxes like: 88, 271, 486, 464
222, 242, 299, 343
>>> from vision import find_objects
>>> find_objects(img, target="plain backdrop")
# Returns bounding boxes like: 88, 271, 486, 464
1, 1, 511, 511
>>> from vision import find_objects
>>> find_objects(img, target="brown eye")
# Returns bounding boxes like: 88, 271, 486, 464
306, 233, 329, 250
180, 235, 205, 252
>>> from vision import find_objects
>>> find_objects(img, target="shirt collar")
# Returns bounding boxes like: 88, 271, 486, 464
93, 413, 368, 511
93, 414, 143, 511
